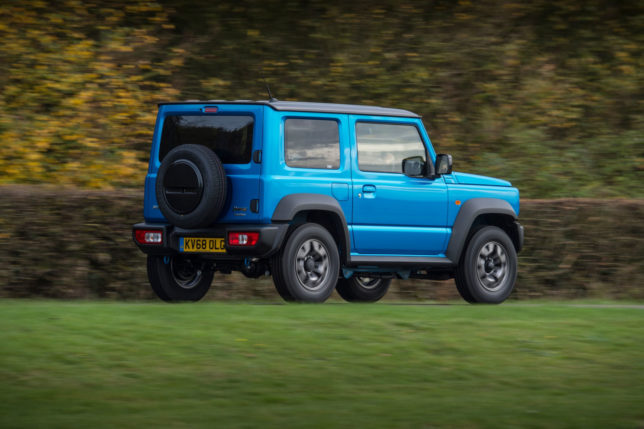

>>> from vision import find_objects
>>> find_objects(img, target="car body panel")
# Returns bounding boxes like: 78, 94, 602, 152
452, 172, 512, 187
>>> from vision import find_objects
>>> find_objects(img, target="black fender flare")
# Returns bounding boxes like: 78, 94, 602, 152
445, 198, 517, 262
272, 193, 351, 262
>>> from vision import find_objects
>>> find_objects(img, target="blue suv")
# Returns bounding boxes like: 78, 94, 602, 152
133, 100, 524, 303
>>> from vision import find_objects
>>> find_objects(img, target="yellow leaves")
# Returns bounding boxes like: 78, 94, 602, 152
1, 130, 19, 141
149, 15, 166, 23
25, 151, 42, 162
85, 179, 110, 189
3, 165, 23, 179
0, 0, 179, 189
168, 57, 183, 67
62, 134, 83, 141
47, 15, 64, 25
131, 29, 159, 45
83, 138, 101, 149
618, 65, 635, 75
103, 9, 125, 23
455, 13, 473, 20
34, 139, 51, 151
67, 96, 86, 107
201, 77, 231, 89
114, 45, 134, 53
120, 150, 138, 160
125, 3, 162, 14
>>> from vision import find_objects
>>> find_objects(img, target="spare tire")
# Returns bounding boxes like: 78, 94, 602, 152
156, 144, 227, 228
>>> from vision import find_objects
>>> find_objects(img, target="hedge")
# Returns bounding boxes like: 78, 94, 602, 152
1, 185, 642, 300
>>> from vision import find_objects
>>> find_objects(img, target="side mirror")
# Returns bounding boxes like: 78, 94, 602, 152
435, 154, 453, 175
402, 156, 425, 177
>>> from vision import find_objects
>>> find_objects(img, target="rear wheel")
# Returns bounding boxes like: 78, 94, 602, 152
336, 276, 391, 302
271, 223, 339, 302
147, 255, 213, 302
455, 226, 517, 304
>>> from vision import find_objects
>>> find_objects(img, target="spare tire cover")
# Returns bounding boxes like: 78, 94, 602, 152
156, 144, 227, 228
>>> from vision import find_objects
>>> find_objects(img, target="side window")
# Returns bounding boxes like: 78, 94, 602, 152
356, 122, 426, 173
285, 118, 340, 169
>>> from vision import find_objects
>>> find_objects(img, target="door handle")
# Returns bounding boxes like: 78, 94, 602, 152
362, 185, 376, 193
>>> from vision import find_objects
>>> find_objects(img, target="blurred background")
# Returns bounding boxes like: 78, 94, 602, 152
0, 0, 643, 299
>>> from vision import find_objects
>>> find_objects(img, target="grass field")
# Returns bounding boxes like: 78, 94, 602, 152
1, 301, 643, 428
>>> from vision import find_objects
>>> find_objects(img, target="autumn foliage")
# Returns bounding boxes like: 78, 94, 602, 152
0, 1, 182, 188
0, 0, 642, 197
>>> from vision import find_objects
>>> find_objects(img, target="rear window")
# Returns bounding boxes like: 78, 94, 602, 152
159, 115, 254, 164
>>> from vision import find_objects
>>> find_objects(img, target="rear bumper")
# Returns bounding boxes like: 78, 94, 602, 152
132, 222, 289, 258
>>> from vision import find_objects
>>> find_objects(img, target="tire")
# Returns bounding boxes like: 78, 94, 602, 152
156, 144, 227, 228
271, 223, 340, 302
455, 226, 517, 304
271, 251, 295, 302
454, 275, 475, 303
336, 276, 391, 302
147, 255, 214, 302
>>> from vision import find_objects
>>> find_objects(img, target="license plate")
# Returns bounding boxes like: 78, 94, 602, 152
180, 237, 226, 253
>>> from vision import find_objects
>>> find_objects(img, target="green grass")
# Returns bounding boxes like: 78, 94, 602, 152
1, 301, 643, 428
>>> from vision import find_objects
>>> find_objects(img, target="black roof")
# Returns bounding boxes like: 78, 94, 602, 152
157, 100, 421, 118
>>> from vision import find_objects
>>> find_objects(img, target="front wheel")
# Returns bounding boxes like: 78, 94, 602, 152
336, 276, 391, 302
147, 255, 213, 302
455, 226, 517, 304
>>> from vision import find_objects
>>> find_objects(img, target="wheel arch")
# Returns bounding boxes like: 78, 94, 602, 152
469, 213, 522, 253
272, 194, 351, 264
446, 198, 521, 262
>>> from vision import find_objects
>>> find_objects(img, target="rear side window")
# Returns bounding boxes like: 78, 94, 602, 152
159, 115, 254, 164
356, 122, 426, 173
285, 119, 340, 169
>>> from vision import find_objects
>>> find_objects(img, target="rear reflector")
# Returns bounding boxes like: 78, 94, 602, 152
228, 232, 259, 246
135, 230, 163, 245
203, 106, 218, 113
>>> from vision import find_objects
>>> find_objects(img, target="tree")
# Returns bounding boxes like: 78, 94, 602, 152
0, 0, 183, 188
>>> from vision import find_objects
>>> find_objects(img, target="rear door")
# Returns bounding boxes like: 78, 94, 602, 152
349, 116, 449, 256
147, 103, 263, 224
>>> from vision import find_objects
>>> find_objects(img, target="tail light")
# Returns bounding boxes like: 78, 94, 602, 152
228, 232, 259, 246
135, 229, 163, 245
